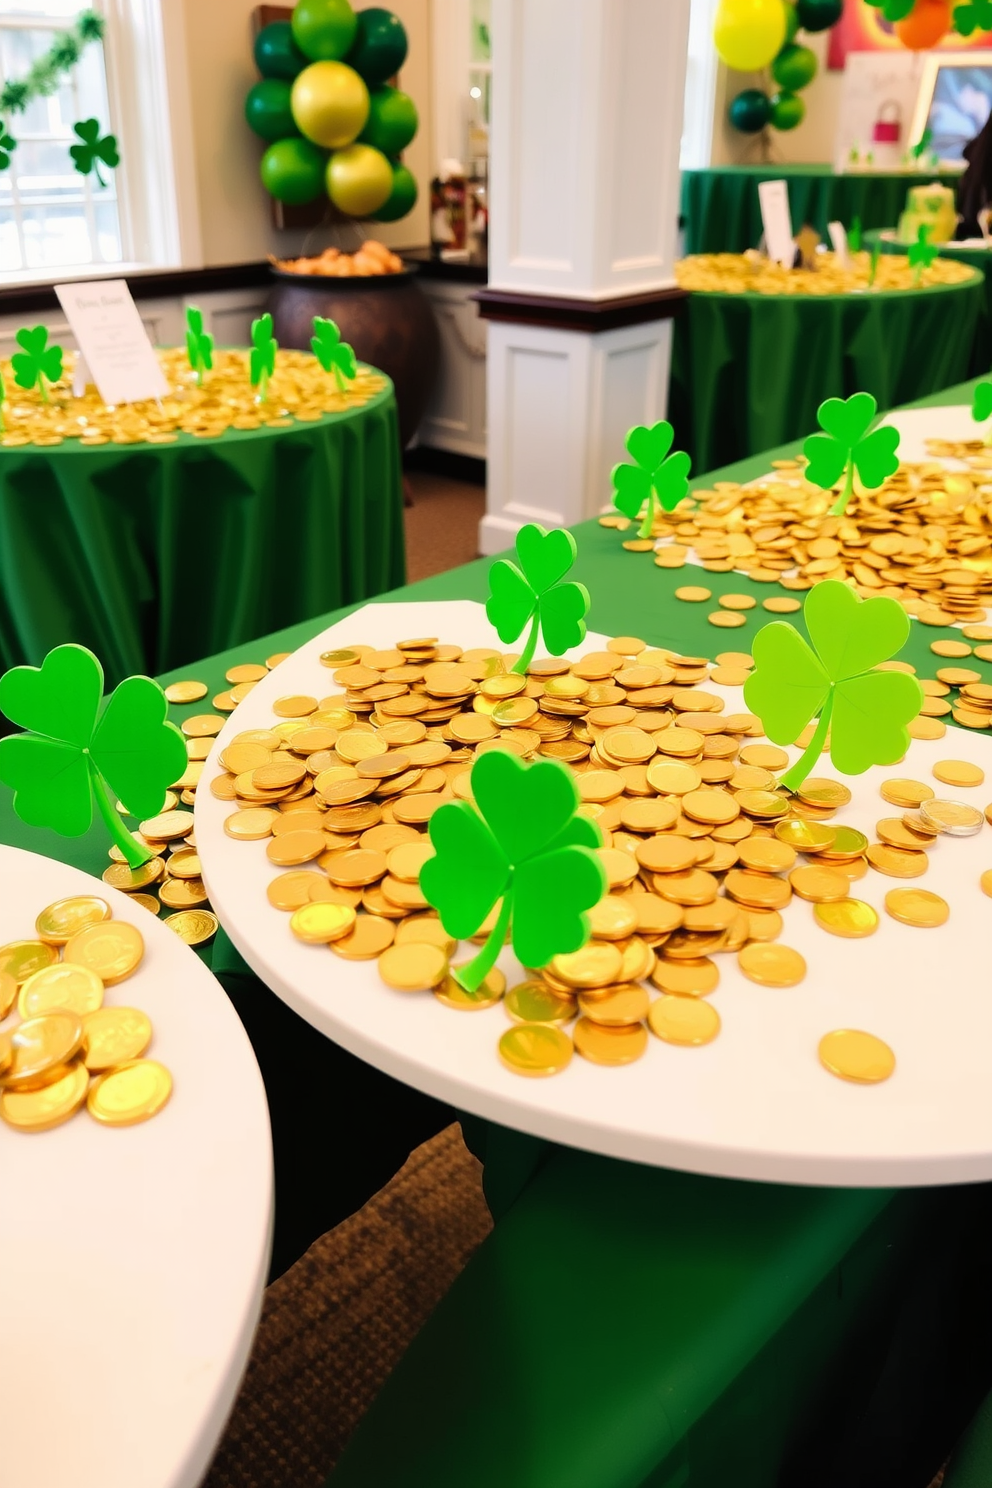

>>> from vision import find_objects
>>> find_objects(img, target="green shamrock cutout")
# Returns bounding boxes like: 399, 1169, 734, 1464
311, 316, 357, 392
868, 237, 882, 289
973, 380, 992, 436
250, 313, 277, 402
11, 325, 63, 404
908, 223, 938, 285
0, 125, 16, 171
849, 215, 862, 253
185, 306, 213, 387
911, 127, 933, 161
69, 118, 119, 187
744, 580, 923, 793
954, 0, 992, 34
486, 524, 591, 675
420, 750, 606, 993
803, 392, 900, 517
611, 421, 691, 540
867, 0, 915, 18
0, 644, 187, 868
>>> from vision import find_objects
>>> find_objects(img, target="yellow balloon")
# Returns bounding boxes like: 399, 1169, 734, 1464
326, 144, 393, 217
291, 61, 369, 148
714, 0, 787, 71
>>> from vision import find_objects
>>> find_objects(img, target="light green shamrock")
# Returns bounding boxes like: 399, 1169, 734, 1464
486, 524, 590, 675
311, 316, 357, 392
0, 644, 187, 867
185, 306, 214, 387
11, 325, 63, 404
420, 750, 606, 993
250, 312, 278, 401
802, 392, 901, 517
743, 580, 923, 793
611, 421, 692, 539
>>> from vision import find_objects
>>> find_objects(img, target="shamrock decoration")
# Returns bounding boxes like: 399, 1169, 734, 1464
185, 306, 214, 387
420, 750, 606, 992
868, 237, 882, 289
250, 313, 277, 402
744, 581, 923, 794
867, 0, 915, 17
311, 316, 357, 392
486, 524, 590, 675
973, 380, 992, 434
849, 215, 862, 253
911, 127, 933, 162
953, 0, 992, 34
69, 118, 119, 187
0, 645, 186, 869
0, 125, 16, 171
611, 421, 692, 540
908, 223, 938, 285
11, 325, 63, 404
802, 392, 901, 517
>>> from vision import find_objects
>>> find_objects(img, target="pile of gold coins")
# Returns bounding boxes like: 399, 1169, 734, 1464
0, 348, 386, 448
0, 897, 172, 1132
196, 632, 992, 1087
675, 251, 976, 296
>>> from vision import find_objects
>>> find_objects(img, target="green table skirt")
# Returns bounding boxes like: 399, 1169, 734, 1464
680, 164, 962, 256
0, 378, 405, 688
868, 230, 992, 376
670, 274, 983, 471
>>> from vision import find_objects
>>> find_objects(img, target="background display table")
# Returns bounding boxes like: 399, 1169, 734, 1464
680, 163, 963, 256
869, 228, 992, 375
0, 377, 404, 688
669, 271, 982, 470
0, 847, 272, 1488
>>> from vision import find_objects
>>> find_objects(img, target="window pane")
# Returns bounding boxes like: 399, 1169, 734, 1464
0, 205, 22, 270
94, 198, 121, 263
470, 0, 490, 63
20, 201, 92, 267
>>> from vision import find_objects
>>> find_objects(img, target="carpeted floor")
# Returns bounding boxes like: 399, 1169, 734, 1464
403, 468, 485, 583
201, 1123, 492, 1488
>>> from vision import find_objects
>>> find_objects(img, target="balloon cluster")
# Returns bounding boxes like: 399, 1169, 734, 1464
716, 0, 842, 136
246, 0, 418, 220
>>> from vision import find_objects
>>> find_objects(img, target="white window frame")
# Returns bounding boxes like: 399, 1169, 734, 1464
681, 0, 720, 171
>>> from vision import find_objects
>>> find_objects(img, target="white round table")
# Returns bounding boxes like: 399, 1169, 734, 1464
195, 597, 992, 1190
0, 847, 273, 1488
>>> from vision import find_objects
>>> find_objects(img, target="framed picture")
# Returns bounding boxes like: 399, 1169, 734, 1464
828, 0, 992, 70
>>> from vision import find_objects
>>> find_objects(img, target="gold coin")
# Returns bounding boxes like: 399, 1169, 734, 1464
598, 849, 640, 888
675, 586, 711, 602
166, 848, 202, 880
1, 1061, 89, 1132
736, 837, 796, 873
587, 896, 638, 941
865, 843, 928, 878
573, 1017, 647, 1065
774, 819, 837, 852
504, 981, 576, 1025
737, 942, 806, 987
0, 969, 17, 1019
796, 777, 851, 809
0, 939, 59, 982
762, 596, 801, 613
626, 893, 684, 937
498, 1023, 573, 1077
273, 694, 318, 718
681, 788, 740, 826
87, 1059, 173, 1125
64, 920, 144, 985
158, 876, 209, 910
266, 829, 328, 866
139, 809, 195, 841
813, 899, 879, 938
981, 869, 992, 897
708, 611, 746, 628
620, 797, 679, 833
378, 942, 448, 991
394, 916, 456, 954
788, 865, 851, 903
82, 1006, 153, 1070
646, 761, 701, 795
933, 760, 985, 788
884, 888, 949, 928
225, 663, 268, 685
129, 893, 161, 916
635, 836, 696, 875
650, 956, 718, 996
332, 914, 396, 960
875, 817, 934, 850
818, 1030, 895, 1085
225, 807, 280, 840
35, 895, 111, 944
578, 983, 650, 1026
180, 714, 225, 739
551, 942, 624, 989
267, 871, 331, 910
816, 826, 869, 861
290, 900, 356, 944
648, 995, 720, 1046
746, 908, 783, 941
919, 799, 985, 836
880, 779, 935, 811
0, 1012, 84, 1090
102, 857, 165, 893
724, 868, 791, 910
909, 716, 947, 740
164, 680, 208, 704
18, 962, 104, 1019
718, 592, 756, 611
734, 789, 789, 820
434, 966, 506, 1010
163, 909, 218, 945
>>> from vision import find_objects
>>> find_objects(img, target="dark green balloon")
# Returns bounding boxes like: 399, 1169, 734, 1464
358, 86, 418, 154
254, 22, 306, 81
371, 161, 417, 221
728, 89, 772, 134
346, 7, 408, 87
783, 2, 800, 43
772, 42, 817, 91
245, 79, 298, 141
260, 136, 326, 203
292, 0, 358, 62
770, 91, 806, 131
795, 0, 843, 31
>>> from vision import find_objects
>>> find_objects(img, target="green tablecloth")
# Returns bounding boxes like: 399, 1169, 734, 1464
868, 230, 992, 376
680, 164, 963, 256
670, 271, 983, 471
0, 375, 405, 689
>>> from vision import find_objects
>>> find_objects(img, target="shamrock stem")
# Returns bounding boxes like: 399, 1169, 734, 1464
453, 891, 513, 993
38, 373, 48, 405
512, 609, 541, 676
637, 489, 657, 541
831, 460, 855, 517
332, 365, 347, 394
257, 368, 269, 404
90, 763, 151, 869
780, 690, 834, 794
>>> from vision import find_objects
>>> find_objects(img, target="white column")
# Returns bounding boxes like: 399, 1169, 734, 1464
479, 0, 692, 555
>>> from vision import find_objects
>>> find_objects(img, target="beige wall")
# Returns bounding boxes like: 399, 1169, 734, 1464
710, 30, 842, 167
177, 0, 431, 266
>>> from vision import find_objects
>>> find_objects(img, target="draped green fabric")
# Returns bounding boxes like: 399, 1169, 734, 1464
0, 378, 405, 688
680, 164, 963, 256
669, 273, 983, 471
868, 230, 992, 375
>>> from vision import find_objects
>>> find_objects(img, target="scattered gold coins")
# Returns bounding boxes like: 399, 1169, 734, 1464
676, 250, 975, 297
818, 1030, 896, 1085
884, 888, 949, 928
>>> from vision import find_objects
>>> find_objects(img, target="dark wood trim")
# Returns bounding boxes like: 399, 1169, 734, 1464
0, 262, 274, 316
473, 284, 688, 332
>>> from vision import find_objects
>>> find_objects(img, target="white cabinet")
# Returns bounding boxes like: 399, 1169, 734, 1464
417, 278, 488, 460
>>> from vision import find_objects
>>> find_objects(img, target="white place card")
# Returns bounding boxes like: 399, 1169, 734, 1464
828, 220, 851, 269
758, 179, 795, 268
54, 279, 168, 406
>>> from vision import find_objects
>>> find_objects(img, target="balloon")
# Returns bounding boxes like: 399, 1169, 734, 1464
772, 42, 817, 90
260, 137, 326, 203
371, 161, 418, 221
728, 88, 772, 132
347, 7, 408, 87
291, 60, 369, 147
292, 0, 358, 62
325, 142, 393, 216
714, 0, 788, 71
795, 0, 842, 29
769, 90, 806, 130
245, 79, 298, 141
783, 2, 800, 42
358, 86, 418, 155
254, 21, 306, 81
894, 0, 951, 48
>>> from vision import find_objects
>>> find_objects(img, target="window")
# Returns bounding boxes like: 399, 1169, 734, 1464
681, 0, 720, 171
468, 0, 490, 172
